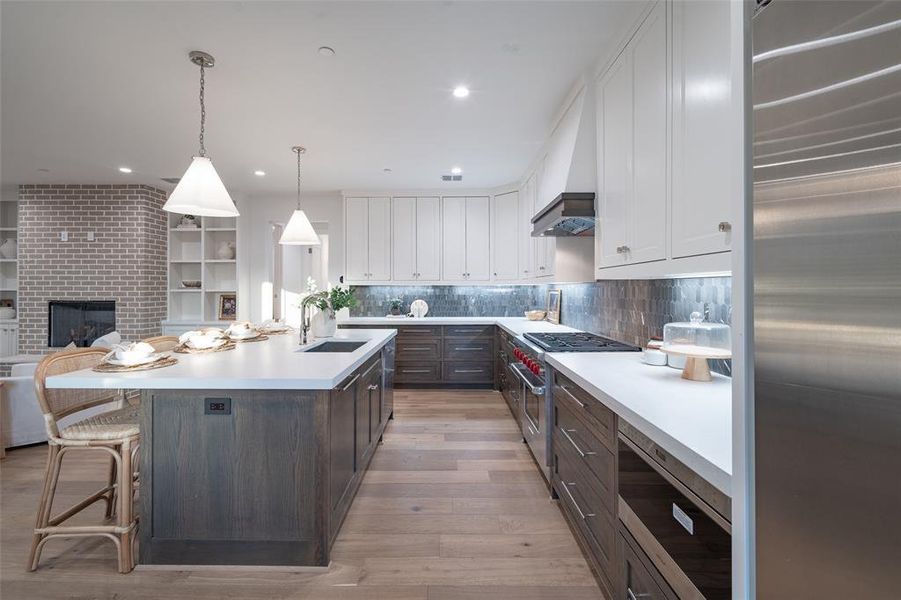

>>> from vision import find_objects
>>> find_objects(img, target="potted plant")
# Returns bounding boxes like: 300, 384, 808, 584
388, 298, 404, 316
308, 285, 357, 338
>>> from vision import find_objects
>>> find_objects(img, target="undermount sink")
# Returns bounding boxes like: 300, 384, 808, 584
302, 341, 367, 353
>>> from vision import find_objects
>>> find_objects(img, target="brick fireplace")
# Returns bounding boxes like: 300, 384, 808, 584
16, 184, 168, 354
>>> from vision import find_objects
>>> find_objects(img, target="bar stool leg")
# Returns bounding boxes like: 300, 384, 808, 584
28, 444, 62, 571
105, 452, 118, 519
118, 438, 135, 573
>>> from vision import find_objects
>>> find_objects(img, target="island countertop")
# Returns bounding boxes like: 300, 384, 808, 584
45, 328, 397, 390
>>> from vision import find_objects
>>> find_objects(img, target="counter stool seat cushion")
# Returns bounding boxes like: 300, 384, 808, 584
59, 406, 139, 441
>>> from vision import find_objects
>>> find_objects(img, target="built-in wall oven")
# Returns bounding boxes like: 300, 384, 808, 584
618, 421, 731, 600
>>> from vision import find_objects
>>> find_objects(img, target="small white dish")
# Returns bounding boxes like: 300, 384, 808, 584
105, 353, 166, 367
642, 349, 668, 366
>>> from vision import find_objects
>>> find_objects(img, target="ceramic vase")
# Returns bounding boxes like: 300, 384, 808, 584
216, 241, 236, 260
0, 238, 17, 259
311, 310, 337, 338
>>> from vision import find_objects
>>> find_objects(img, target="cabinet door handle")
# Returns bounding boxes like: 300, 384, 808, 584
526, 422, 538, 436
616, 245, 630, 254
559, 427, 595, 458
539, 266, 545, 270
341, 374, 360, 391
627, 589, 652, 600
367, 384, 379, 391
560, 481, 595, 519
558, 384, 586, 409
718, 221, 732, 232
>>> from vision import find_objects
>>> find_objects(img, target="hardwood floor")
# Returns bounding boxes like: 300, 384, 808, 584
0, 389, 603, 599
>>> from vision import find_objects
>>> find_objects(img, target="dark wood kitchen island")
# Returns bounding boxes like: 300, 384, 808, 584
45, 329, 396, 568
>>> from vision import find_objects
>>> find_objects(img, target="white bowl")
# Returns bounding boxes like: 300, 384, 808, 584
0, 307, 15, 320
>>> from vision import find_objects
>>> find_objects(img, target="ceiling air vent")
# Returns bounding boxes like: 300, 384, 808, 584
160, 177, 181, 184
442, 174, 463, 182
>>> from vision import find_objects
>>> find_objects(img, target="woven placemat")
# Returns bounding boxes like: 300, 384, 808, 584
173, 341, 237, 354
230, 334, 269, 343
259, 328, 293, 336
93, 356, 178, 373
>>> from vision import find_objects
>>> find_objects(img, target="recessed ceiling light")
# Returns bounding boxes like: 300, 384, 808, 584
452, 86, 470, 98
118, 166, 133, 174
451, 166, 462, 175
254, 170, 266, 177
318, 46, 336, 57
383, 168, 393, 174
37, 168, 50, 173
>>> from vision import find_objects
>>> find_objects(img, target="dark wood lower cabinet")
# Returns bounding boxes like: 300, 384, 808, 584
619, 528, 678, 600
340, 324, 495, 388
139, 341, 395, 567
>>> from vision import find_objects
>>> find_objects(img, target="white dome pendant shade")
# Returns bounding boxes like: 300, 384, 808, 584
163, 50, 239, 218
280, 209, 320, 245
164, 156, 239, 217
279, 146, 321, 245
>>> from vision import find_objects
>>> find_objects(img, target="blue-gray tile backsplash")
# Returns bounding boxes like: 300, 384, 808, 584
351, 277, 732, 376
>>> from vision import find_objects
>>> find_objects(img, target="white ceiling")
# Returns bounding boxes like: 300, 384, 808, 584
1, 1, 643, 194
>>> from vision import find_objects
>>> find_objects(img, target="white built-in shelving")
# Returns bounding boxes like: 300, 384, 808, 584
166, 213, 238, 325
0, 196, 19, 357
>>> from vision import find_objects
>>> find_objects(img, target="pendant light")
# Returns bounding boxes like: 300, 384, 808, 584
279, 146, 321, 245
163, 51, 239, 217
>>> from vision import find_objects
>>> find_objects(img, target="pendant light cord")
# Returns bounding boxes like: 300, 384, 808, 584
296, 149, 303, 210
198, 63, 206, 157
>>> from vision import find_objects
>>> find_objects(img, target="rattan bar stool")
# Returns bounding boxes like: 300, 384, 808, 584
28, 348, 139, 573
141, 335, 180, 352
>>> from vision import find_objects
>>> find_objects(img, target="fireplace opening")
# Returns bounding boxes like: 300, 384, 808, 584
48, 301, 116, 348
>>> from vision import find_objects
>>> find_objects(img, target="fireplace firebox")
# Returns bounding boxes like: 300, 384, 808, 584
48, 301, 116, 348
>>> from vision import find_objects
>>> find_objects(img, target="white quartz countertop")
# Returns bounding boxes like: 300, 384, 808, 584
545, 352, 732, 496
45, 329, 396, 391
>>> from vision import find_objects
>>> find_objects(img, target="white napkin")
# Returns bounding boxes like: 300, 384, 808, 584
179, 329, 225, 350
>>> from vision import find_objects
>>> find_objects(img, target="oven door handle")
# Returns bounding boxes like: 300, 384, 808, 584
508, 362, 545, 395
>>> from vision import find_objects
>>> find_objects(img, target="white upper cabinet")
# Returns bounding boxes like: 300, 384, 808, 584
593, 0, 734, 278
518, 175, 537, 278
597, 49, 633, 269
344, 196, 391, 283
392, 196, 440, 281
465, 196, 491, 281
491, 191, 520, 280
597, 1, 667, 270
441, 196, 466, 280
415, 197, 441, 281
671, 0, 734, 258
345, 197, 370, 281
442, 196, 490, 282
391, 197, 417, 280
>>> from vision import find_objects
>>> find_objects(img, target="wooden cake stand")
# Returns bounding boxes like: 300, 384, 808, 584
661, 344, 732, 382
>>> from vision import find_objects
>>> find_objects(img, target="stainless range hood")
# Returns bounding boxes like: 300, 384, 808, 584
531, 192, 596, 236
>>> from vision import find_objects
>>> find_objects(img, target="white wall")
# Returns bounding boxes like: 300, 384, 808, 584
238, 192, 344, 323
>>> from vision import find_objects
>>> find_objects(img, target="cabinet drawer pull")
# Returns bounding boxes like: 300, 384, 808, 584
560, 481, 595, 520
527, 422, 538, 436
718, 221, 732, 232
559, 427, 595, 458
404, 347, 430, 351
367, 384, 379, 391
402, 369, 431, 374
627, 589, 652, 600
341, 374, 360, 391
453, 329, 486, 333
455, 347, 484, 351
558, 385, 586, 408
455, 368, 484, 373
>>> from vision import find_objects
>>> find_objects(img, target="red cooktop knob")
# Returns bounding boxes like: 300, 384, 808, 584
531, 363, 541, 375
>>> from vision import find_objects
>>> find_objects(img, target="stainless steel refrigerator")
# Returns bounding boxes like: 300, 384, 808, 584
753, 1, 901, 597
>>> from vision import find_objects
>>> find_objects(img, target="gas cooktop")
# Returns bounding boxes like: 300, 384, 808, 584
523, 332, 641, 353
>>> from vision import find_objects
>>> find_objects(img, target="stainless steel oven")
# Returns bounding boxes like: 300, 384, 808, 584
617, 421, 731, 600
508, 340, 551, 481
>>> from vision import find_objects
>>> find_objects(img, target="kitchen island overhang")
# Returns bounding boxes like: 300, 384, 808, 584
46, 329, 397, 568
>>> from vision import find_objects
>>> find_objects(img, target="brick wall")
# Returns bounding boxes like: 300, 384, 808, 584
17, 184, 168, 354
